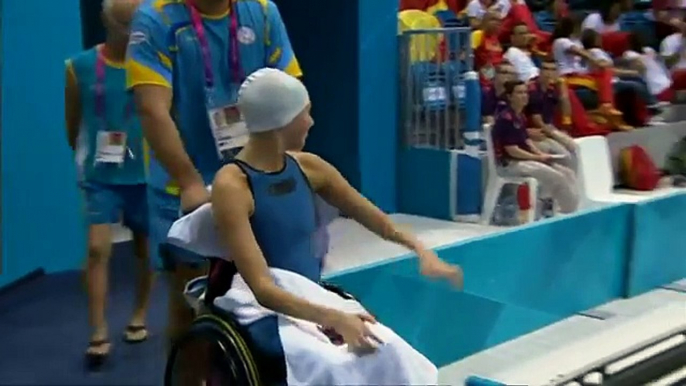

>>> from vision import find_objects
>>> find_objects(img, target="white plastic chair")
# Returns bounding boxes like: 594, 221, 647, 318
574, 136, 680, 207
481, 124, 538, 225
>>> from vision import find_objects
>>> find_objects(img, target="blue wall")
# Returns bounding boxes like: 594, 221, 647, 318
276, 0, 398, 212
358, 0, 399, 212
628, 194, 686, 296
275, 0, 362, 193
0, 0, 85, 287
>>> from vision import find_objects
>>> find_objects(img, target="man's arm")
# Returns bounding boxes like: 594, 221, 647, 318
556, 80, 571, 120
126, 11, 204, 191
525, 88, 544, 128
133, 86, 203, 189
265, 1, 303, 78
525, 139, 545, 155
212, 166, 342, 325
567, 44, 607, 67
64, 61, 81, 150
506, 144, 543, 160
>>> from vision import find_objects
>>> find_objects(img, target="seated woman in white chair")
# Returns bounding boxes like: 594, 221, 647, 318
492, 80, 579, 214
180, 68, 463, 385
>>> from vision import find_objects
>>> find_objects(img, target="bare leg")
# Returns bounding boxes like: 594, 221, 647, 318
125, 232, 155, 341
85, 223, 113, 357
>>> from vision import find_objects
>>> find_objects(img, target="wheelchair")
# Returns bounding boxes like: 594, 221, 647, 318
164, 257, 359, 386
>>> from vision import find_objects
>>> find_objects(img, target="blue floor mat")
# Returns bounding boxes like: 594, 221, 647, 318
0, 242, 169, 385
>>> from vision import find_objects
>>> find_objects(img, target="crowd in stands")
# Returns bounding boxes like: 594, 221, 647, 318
400, 0, 686, 218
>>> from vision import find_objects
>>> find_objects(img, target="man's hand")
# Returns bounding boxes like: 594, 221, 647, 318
180, 182, 210, 214
418, 249, 464, 289
536, 153, 554, 163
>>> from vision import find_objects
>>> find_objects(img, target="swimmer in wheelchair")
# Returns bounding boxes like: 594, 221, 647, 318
164, 68, 464, 386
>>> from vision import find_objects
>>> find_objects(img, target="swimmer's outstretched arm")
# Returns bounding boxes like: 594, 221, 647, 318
293, 152, 463, 287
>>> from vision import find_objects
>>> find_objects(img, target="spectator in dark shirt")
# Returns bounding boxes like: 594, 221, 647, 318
526, 58, 577, 170
491, 80, 579, 214
482, 61, 516, 124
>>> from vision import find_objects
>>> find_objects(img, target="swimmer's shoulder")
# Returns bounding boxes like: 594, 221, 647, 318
288, 151, 338, 191
213, 164, 253, 208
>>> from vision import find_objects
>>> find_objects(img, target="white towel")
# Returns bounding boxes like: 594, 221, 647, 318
213, 268, 439, 386
166, 192, 339, 262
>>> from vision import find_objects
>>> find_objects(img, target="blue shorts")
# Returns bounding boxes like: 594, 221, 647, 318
147, 187, 206, 271
81, 182, 148, 234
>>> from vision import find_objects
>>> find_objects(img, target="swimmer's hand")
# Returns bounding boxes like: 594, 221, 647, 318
180, 182, 210, 214
418, 250, 464, 290
329, 312, 383, 355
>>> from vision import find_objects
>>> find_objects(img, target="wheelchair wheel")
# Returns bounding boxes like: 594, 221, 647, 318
164, 314, 261, 386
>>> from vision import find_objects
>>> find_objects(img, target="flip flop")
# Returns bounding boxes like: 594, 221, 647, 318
85, 339, 110, 370
123, 325, 148, 343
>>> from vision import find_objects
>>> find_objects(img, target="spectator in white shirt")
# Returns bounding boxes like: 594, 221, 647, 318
551, 16, 628, 128
581, 28, 660, 109
504, 22, 540, 82
659, 20, 686, 90
466, 0, 509, 28
660, 21, 686, 71
581, 1, 623, 33
625, 31, 674, 102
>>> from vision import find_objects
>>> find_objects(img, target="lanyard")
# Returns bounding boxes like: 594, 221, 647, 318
94, 46, 134, 130
187, 0, 243, 89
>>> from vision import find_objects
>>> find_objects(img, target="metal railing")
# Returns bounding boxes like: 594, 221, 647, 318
399, 27, 479, 150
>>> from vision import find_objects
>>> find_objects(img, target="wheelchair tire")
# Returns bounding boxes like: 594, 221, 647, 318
164, 314, 261, 386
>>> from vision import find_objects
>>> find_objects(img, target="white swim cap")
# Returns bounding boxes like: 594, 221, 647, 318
237, 68, 309, 133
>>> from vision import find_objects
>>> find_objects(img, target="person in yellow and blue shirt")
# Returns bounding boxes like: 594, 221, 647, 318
125, 0, 302, 358
65, 0, 154, 369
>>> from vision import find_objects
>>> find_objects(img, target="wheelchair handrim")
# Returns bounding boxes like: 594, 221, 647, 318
164, 315, 261, 386
195, 314, 261, 385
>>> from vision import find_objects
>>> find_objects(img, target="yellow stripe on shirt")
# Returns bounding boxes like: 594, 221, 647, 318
126, 59, 171, 89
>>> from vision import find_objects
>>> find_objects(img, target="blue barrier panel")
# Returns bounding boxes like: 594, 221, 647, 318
443, 204, 632, 315
627, 193, 686, 297
328, 203, 632, 320
328, 267, 561, 366
397, 148, 454, 220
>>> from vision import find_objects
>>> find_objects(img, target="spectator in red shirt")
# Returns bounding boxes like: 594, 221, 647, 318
473, 10, 504, 84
